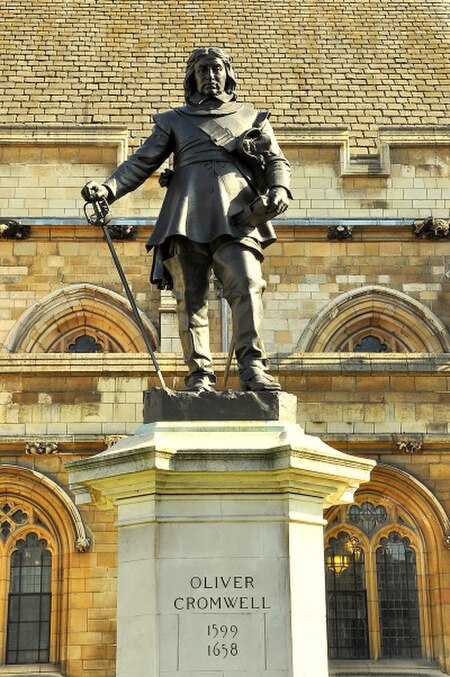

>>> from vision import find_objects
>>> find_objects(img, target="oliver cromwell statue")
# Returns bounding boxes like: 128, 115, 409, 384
82, 47, 291, 393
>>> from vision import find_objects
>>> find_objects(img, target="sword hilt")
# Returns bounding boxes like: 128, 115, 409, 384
83, 197, 112, 227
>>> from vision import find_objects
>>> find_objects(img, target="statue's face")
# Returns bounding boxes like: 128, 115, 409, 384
193, 55, 227, 97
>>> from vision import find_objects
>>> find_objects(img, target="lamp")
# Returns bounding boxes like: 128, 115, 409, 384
326, 553, 351, 576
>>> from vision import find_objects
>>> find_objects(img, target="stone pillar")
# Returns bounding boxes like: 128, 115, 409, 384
67, 392, 374, 677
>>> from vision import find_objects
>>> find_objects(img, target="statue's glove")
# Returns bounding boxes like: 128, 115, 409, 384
267, 186, 290, 216
81, 181, 109, 203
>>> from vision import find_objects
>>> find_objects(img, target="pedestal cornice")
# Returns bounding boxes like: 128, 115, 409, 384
66, 421, 375, 510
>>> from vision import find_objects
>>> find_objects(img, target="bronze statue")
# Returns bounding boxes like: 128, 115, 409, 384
82, 46, 291, 392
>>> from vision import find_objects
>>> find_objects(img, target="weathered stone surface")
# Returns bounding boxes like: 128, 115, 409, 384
143, 387, 297, 423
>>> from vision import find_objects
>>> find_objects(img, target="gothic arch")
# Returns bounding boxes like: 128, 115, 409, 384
3, 283, 159, 353
326, 463, 450, 558
0, 464, 90, 553
0, 464, 90, 668
297, 285, 450, 352
325, 463, 450, 667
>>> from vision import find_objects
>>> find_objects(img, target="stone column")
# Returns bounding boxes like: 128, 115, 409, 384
67, 392, 374, 677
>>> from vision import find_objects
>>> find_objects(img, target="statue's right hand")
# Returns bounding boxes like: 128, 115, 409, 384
81, 181, 109, 203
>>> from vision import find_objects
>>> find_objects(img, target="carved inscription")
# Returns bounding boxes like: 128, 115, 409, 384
173, 573, 270, 668
207, 622, 239, 658
173, 574, 270, 612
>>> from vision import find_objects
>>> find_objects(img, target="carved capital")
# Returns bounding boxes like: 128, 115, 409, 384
25, 440, 59, 455
413, 217, 450, 240
0, 220, 30, 240
327, 224, 353, 240
395, 438, 423, 454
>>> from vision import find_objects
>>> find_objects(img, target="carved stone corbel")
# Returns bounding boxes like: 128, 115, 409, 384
413, 217, 450, 240
103, 434, 128, 448
76, 536, 91, 552
395, 438, 423, 454
25, 440, 59, 455
107, 223, 137, 240
327, 224, 353, 240
0, 220, 30, 240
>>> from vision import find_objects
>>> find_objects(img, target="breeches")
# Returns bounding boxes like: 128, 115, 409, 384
162, 237, 268, 376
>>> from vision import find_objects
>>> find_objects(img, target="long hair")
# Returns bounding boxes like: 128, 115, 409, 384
184, 47, 237, 103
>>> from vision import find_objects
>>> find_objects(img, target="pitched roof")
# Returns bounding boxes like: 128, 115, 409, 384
0, 0, 448, 151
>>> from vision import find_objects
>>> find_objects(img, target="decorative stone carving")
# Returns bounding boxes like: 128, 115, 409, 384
445, 534, 450, 550
327, 224, 353, 240
103, 434, 128, 448
76, 536, 91, 552
25, 440, 59, 455
413, 217, 450, 240
0, 220, 30, 239
107, 222, 137, 240
396, 438, 423, 454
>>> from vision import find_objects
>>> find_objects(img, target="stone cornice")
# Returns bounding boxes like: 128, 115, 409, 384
277, 124, 450, 176
2, 432, 450, 458
1, 219, 445, 245
0, 434, 113, 455
323, 434, 450, 456
0, 123, 129, 163
1, 352, 450, 375
66, 421, 375, 510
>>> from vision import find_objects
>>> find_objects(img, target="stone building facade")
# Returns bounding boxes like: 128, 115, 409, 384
0, 0, 449, 675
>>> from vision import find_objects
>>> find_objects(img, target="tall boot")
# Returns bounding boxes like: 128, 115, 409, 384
214, 242, 281, 391
163, 251, 216, 391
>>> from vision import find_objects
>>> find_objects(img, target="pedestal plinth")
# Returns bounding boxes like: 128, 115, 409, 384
67, 393, 374, 677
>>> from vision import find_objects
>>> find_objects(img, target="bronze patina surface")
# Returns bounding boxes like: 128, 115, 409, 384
82, 47, 291, 393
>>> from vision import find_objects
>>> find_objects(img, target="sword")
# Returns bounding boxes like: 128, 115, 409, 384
223, 336, 235, 389
84, 198, 167, 389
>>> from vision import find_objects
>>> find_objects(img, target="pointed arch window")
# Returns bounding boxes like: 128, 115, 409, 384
298, 286, 450, 353
376, 532, 421, 658
325, 500, 424, 662
325, 532, 368, 659
0, 465, 91, 670
6, 533, 52, 664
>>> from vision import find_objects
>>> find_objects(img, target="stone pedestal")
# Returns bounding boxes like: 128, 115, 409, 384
67, 393, 374, 677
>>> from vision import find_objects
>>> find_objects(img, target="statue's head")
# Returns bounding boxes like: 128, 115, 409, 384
184, 47, 237, 102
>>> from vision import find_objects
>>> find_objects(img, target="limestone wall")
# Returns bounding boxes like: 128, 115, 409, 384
2, 220, 449, 356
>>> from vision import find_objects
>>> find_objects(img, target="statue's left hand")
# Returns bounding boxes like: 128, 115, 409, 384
267, 187, 290, 215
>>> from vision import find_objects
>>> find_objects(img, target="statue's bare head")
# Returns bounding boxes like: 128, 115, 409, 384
184, 47, 237, 102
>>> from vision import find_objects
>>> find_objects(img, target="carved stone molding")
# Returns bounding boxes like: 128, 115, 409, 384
25, 440, 59, 455
395, 438, 424, 455
413, 217, 450, 240
0, 220, 30, 240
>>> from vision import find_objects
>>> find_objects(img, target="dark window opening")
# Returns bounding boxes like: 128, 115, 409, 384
6, 533, 52, 664
348, 502, 388, 536
376, 532, 421, 658
325, 532, 369, 659
67, 334, 103, 353
354, 335, 389, 352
